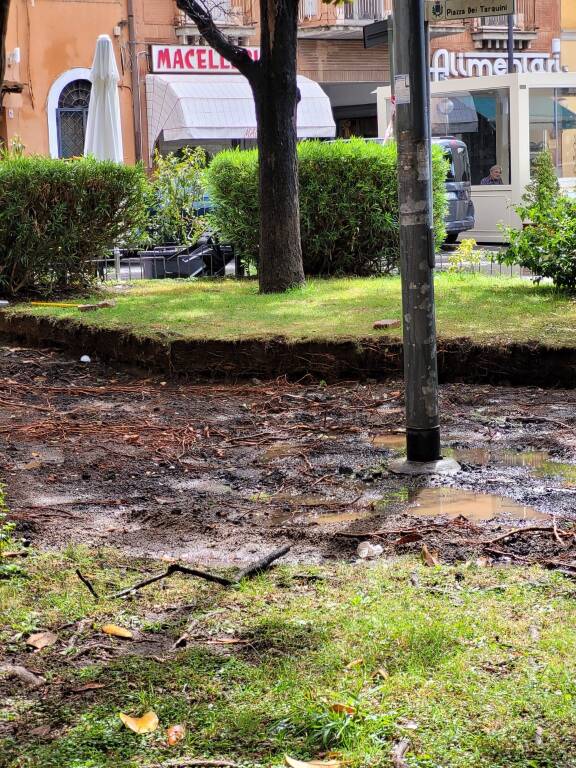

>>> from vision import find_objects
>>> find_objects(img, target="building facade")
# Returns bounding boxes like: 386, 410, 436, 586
562, 0, 576, 71
0, 0, 570, 165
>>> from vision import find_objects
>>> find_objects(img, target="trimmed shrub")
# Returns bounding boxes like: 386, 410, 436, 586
205, 138, 448, 275
0, 156, 149, 296
497, 150, 576, 290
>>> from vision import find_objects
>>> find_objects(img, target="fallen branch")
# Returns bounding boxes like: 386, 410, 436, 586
0, 664, 44, 688
110, 546, 291, 599
75, 569, 100, 600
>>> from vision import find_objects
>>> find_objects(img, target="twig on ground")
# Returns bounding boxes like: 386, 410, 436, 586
553, 518, 565, 546
486, 526, 566, 546
75, 569, 100, 600
235, 545, 291, 580
110, 546, 291, 599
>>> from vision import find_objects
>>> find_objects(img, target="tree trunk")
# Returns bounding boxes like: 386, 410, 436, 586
174, 0, 305, 294
0, 0, 11, 111
252, 0, 304, 293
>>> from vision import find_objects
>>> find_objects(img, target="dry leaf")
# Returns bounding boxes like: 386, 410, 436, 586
167, 723, 186, 746
421, 544, 440, 567
345, 658, 364, 669
71, 682, 107, 693
119, 710, 159, 734
26, 631, 58, 650
206, 638, 250, 645
285, 756, 342, 768
374, 666, 389, 680
330, 703, 356, 715
123, 434, 140, 444
475, 556, 492, 568
21, 460, 43, 471
102, 624, 133, 639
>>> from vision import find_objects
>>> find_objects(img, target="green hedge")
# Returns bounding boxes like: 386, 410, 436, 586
0, 156, 149, 296
205, 138, 448, 275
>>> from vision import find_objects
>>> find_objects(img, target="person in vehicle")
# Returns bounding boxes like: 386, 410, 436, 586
481, 165, 503, 185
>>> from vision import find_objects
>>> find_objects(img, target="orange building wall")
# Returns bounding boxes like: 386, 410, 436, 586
2, 0, 135, 162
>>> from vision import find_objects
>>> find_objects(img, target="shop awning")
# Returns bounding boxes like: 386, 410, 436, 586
146, 73, 336, 157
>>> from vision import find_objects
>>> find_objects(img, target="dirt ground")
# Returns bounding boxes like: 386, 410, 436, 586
2, 340, 576, 571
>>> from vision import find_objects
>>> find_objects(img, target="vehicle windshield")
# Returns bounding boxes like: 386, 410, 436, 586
443, 145, 471, 184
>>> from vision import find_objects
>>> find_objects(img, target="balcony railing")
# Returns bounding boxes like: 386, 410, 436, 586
177, 0, 252, 28
471, 0, 536, 30
339, 0, 391, 21
298, 0, 391, 23
298, 0, 318, 21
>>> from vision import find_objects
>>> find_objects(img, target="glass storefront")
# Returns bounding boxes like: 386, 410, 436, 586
430, 88, 511, 185
529, 88, 576, 178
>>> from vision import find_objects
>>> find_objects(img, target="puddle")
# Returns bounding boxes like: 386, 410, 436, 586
445, 447, 576, 484
372, 433, 407, 450
170, 479, 232, 494
445, 447, 550, 468
407, 488, 549, 522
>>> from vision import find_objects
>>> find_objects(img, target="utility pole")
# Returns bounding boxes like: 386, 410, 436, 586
390, 0, 458, 475
507, 13, 515, 73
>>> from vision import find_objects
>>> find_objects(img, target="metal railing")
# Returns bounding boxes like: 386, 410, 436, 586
471, 0, 536, 30
92, 251, 246, 283
298, 0, 318, 21
176, 1, 251, 28
339, 0, 391, 20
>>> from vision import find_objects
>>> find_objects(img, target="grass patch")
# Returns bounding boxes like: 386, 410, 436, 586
8, 274, 576, 347
2, 548, 576, 767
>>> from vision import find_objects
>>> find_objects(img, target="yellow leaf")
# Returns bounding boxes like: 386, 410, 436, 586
26, 631, 58, 650
102, 624, 133, 639
344, 658, 364, 669
119, 710, 159, 734
285, 757, 342, 768
166, 723, 186, 746
330, 703, 356, 715
421, 544, 440, 567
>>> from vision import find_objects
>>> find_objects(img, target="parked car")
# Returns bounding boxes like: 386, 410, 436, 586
432, 137, 475, 244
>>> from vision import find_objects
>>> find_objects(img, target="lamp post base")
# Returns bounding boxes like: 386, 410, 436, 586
388, 457, 461, 476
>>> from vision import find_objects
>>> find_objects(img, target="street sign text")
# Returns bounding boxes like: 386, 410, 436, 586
426, 0, 515, 21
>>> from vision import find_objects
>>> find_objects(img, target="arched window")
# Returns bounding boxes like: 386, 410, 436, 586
56, 79, 91, 158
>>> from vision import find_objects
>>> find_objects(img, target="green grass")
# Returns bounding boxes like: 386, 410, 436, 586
2, 548, 576, 767
9, 274, 576, 347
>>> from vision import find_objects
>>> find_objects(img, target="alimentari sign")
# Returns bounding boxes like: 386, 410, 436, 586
426, 0, 514, 20
431, 47, 562, 80
151, 45, 260, 74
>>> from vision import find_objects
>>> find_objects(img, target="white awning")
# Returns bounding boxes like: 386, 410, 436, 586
145, 73, 336, 158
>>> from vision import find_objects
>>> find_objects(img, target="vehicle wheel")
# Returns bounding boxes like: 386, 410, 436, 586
444, 232, 459, 245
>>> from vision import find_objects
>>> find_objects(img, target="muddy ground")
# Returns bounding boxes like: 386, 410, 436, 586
2, 340, 576, 570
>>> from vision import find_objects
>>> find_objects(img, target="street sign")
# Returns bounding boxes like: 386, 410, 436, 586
363, 19, 390, 49
425, 0, 515, 21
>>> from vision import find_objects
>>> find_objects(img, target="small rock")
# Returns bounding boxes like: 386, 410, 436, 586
357, 541, 383, 560
373, 319, 401, 330
80, 355, 91, 363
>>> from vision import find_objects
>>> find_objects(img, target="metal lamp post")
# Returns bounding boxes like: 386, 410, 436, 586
389, 0, 459, 475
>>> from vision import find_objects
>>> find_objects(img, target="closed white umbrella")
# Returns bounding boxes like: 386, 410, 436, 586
84, 35, 124, 162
